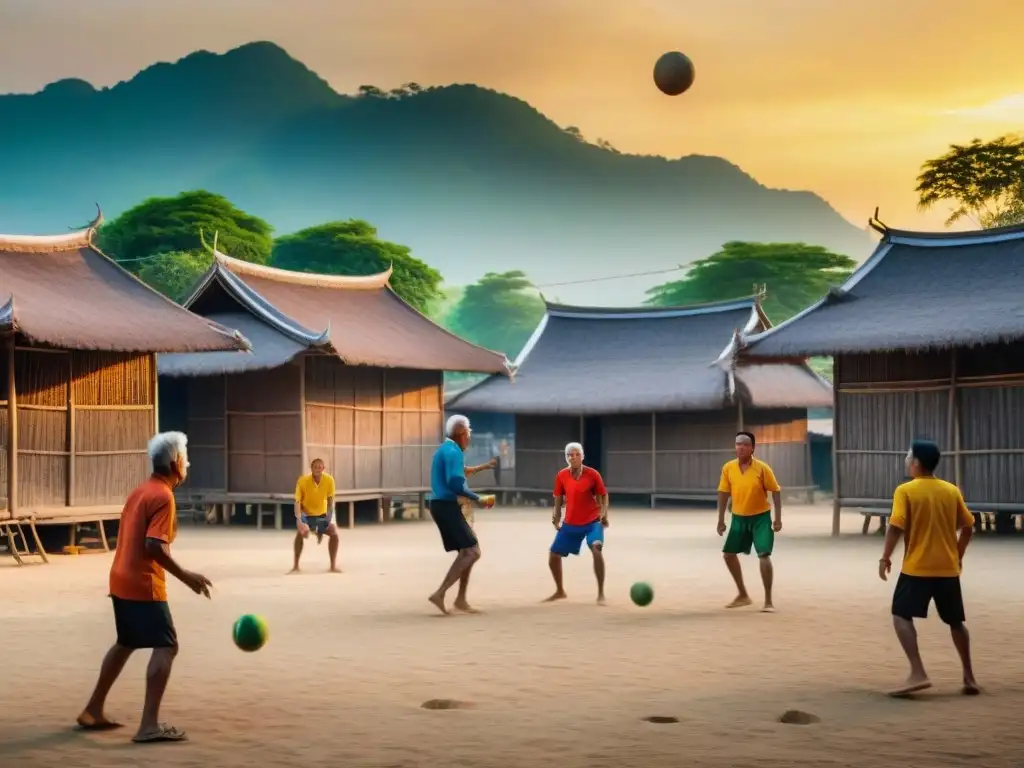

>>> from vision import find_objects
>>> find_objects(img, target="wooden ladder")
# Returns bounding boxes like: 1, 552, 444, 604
1, 519, 49, 565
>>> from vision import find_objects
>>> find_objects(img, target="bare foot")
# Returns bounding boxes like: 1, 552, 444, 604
76, 711, 123, 731
761, 603, 775, 613
328, 567, 342, 573
596, 594, 606, 606
725, 595, 752, 609
962, 677, 981, 695
453, 600, 481, 614
287, 567, 300, 575
543, 591, 567, 603
428, 593, 449, 615
889, 674, 932, 697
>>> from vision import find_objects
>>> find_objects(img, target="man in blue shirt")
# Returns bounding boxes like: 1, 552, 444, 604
428, 414, 494, 615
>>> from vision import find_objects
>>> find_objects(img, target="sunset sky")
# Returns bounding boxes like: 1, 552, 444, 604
4, 0, 1023, 231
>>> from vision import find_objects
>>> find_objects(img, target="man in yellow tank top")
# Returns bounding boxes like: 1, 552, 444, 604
879, 440, 979, 697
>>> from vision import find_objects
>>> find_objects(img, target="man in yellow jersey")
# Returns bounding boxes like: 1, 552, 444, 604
717, 431, 782, 612
290, 458, 339, 573
879, 440, 979, 697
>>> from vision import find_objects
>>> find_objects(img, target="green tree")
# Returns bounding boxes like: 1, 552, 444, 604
426, 285, 465, 325
916, 135, 1024, 228
134, 250, 214, 301
96, 190, 273, 299
645, 241, 856, 324
271, 220, 442, 313
447, 271, 545, 358
97, 190, 274, 267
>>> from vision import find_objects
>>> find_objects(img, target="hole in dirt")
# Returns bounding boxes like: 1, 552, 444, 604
642, 715, 679, 724
421, 699, 472, 710
779, 709, 820, 725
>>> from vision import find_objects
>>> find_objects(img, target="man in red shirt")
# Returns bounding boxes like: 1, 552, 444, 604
544, 442, 610, 604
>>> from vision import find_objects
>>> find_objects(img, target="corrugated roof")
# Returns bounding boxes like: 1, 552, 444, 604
186, 250, 511, 375
0, 211, 249, 353
741, 220, 1024, 358
158, 312, 307, 376
447, 297, 831, 414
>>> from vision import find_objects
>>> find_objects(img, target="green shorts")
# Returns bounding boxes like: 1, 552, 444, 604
723, 511, 774, 557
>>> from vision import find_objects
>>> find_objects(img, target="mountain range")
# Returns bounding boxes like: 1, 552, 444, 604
0, 41, 874, 304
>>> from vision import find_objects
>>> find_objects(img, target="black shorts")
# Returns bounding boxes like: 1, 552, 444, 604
111, 596, 178, 649
891, 573, 965, 625
429, 499, 478, 552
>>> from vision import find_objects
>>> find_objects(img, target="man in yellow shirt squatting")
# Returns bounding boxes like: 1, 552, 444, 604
879, 440, 979, 698
716, 431, 782, 612
291, 458, 339, 573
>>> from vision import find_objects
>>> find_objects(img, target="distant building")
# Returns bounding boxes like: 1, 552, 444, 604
0, 210, 246, 561
446, 297, 832, 504
158, 247, 509, 528
740, 216, 1024, 534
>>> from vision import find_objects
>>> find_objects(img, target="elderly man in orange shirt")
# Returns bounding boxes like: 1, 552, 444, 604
77, 431, 212, 744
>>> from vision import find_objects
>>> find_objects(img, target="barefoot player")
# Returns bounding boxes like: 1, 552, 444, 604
716, 431, 782, 612
879, 440, 979, 697
78, 432, 212, 744
545, 442, 609, 605
291, 458, 339, 573
427, 415, 494, 615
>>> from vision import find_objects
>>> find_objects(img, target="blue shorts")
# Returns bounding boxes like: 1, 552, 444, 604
301, 513, 331, 535
551, 521, 604, 556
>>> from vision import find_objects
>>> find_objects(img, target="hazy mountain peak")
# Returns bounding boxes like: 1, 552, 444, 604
0, 40, 873, 303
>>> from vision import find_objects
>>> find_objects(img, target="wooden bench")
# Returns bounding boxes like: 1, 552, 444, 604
857, 508, 890, 535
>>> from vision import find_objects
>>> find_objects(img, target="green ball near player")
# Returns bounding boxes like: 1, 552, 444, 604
233, 614, 269, 652
630, 581, 654, 607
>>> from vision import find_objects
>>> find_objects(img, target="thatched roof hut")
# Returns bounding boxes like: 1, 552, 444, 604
741, 215, 1024, 533
448, 297, 831, 502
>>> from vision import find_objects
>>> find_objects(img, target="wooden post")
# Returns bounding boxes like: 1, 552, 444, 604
7, 336, 16, 517
379, 369, 385, 509
949, 349, 962, 488
150, 352, 159, 434
299, 356, 308, 471
222, 374, 230, 493
736, 398, 744, 431
67, 353, 75, 506
347, 499, 355, 529
650, 411, 656, 509
831, 356, 842, 537
803, 423, 814, 504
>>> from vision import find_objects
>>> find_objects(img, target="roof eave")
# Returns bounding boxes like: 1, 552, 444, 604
201, 262, 328, 347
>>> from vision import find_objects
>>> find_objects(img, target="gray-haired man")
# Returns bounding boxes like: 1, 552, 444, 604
545, 442, 609, 604
78, 432, 212, 744
427, 414, 494, 615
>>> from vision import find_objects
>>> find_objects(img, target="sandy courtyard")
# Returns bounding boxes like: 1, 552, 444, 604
1, 505, 1022, 768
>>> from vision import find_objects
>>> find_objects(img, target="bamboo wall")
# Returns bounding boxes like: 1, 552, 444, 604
515, 415, 579, 491
227, 365, 303, 494
834, 342, 1024, 509
304, 356, 442, 492
168, 356, 444, 498
2, 341, 155, 519
513, 408, 811, 494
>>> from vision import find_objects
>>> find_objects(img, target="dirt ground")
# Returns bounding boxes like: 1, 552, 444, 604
1, 504, 1021, 768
